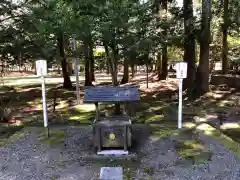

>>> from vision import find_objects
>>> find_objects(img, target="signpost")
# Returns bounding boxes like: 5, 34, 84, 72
175, 62, 187, 129
72, 38, 80, 104
36, 60, 49, 136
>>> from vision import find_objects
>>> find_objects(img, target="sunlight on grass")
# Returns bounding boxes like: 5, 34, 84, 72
74, 104, 96, 112
148, 114, 164, 122
197, 123, 215, 135
193, 116, 207, 123
151, 124, 178, 140
220, 123, 240, 130
56, 100, 68, 109
137, 114, 165, 123
216, 100, 235, 107
68, 112, 94, 122
148, 104, 163, 111
174, 138, 211, 164
27, 99, 42, 109
197, 123, 240, 158
183, 122, 196, 128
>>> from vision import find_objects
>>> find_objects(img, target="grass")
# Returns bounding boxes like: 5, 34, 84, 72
151, 123, 178, 139
222, 128, 240, 143
174, 139, 212, 164
124, 167, 136, 180
197, 123, 240, 158
37, 129, 66, 146
0, 125, 26, 147
173, 128, 213, 165
50, 175, 60, 180
143, 167, 154, 175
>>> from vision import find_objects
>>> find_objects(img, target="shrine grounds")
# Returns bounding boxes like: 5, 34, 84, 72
0, 73, 240, 180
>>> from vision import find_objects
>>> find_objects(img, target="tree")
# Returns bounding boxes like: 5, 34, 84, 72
222, 0, 229, 74
158, 0, 169, 80
183, 0, 196, 98
57, 32, 72, 88
196, 0, 212, 95
160, 0, 168, 80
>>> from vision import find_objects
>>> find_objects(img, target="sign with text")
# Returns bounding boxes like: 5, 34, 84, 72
176, 62, 187, 79
36, 60, 47, 76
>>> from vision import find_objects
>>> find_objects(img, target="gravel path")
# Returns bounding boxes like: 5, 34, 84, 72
0, 126, 240, 180
135, 131, 240, 180
0, 126, 99, 180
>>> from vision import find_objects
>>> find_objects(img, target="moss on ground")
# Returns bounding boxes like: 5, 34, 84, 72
174, 139, 212, 164
38, 129, 65, 146
0, 125, 26, 147
124, 167, 136, 180
197, 123, 240, 158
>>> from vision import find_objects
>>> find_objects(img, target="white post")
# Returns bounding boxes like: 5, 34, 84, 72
36, 59, 49, 136
73, 38, 80, 104
175, 62, 187, 129
41, 75, 48, 128
178, 78, 183, 129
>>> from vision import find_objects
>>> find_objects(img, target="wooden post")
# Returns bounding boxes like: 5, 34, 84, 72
97, 127, 101, 152
95, 103, 100, 121
124, 126, 128, 151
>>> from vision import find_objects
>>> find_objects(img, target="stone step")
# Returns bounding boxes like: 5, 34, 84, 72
100, 167, 123, 180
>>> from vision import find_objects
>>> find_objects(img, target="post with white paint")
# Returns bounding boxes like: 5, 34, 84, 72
36, 60, 49, 136
72, 38, 80, 104
175, 62, 187, 129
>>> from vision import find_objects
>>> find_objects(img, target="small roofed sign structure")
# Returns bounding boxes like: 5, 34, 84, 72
84, 84, 140, 155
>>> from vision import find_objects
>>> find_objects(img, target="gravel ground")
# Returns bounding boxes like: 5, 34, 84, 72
135, 130, 240, 180
0, 126, 240, 180
0, 126, 99, 180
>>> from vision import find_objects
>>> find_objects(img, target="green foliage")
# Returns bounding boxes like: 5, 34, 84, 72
1, 0, 239, 74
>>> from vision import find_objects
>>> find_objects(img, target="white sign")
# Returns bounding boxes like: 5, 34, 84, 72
214, 62, 222, 71
36, 60, 47, 76
176, 62, 187, 79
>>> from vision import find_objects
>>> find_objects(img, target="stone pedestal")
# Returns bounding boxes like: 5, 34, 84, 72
93, 116, 132, 152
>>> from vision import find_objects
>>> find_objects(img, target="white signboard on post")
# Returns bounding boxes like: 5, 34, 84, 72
175, 62, 188, 129
36, 60, 48, 135
36, 60, 47, 76
176, 62, 187, 79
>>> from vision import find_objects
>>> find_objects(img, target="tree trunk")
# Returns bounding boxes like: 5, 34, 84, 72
121, 58, 129, 84
159, 1, 168, 80
89, 36, 95, 81
109, 39, 121, 114
222, 0, 229, 74
183, 0, 196, 99
17, 52, 21, 72
83, 39, 92, 86
146, 63, 149, 88
104, 44, 117, 86
159, 45, 168, 80
57, 33, 72, 89
196, 0, 211, 96
156, 52, 162, 78
131, 64, 135, 78
108, 42, 118, 86
106, 60, 110, 74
